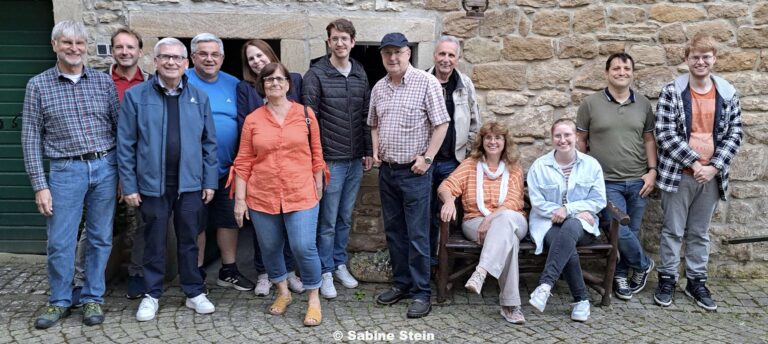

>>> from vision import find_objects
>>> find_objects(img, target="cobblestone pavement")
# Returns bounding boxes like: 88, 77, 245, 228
1, 254, 766, 344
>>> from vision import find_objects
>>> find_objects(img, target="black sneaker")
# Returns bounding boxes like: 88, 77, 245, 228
34, 305, 71, 329
216, 268, 255, 291
613, 276, 632, 300
406, 299, 432, 318
630, 260, 655, 294
685, 278, 717, 311
376, 287, 409, 305
654, 273, 676, 307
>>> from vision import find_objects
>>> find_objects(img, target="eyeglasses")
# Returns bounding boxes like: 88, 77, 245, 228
330, 36, 351, 43
381, 49, 407, 57
688, 55, 714, 63
263, 76, 288, 84
195, 52, 222, 60
156, 54, 186, 63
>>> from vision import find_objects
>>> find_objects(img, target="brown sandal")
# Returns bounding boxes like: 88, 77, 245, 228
303, 304, 322, 327
268, 294, 292, 315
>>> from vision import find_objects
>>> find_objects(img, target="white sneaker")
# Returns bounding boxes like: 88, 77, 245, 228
528, 284, 551, 313
571, 300, 590, 322
334, 264, 359, 289
136, 295, 159, 322
254, 273, 272, 297
287, 271, 305, 294
320, 272, 337, 299
185, 294, 215, 314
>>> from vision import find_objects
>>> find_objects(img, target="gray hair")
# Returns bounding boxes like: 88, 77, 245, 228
51, 20, 88, 42
436, 35, 461, 58
154, 37, 188, 58
190, 33, 224, 55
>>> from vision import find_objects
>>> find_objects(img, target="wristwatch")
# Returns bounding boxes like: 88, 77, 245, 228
424, 155, 433, 165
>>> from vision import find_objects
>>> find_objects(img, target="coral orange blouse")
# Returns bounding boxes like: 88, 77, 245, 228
230, 102, 326, 214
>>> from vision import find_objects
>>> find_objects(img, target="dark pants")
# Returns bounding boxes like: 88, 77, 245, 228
141, 188, 205, 299
539, 218, 595, 302
379, 164, 433, 301
429, 159, 459, 266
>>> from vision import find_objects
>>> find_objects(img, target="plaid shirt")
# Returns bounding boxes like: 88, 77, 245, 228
22, 65, 120, 191
655, 74, 743, 201
368, 65, 450, 164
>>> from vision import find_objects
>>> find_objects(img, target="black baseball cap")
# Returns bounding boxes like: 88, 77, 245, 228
379, 32, 409, 49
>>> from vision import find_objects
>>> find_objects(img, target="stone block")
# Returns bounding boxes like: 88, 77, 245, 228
348, 233, 387, 252
280, 39, 307, 74
532, 90, 570, 107
94, 1, 123, 10
442, 11, 480, 38
715, 51, 758, 73
486, 91, 529, 107
761, 50, 768, 72
532, 10, 570, 37
664, 44, 686, 65
730, 182, 768, 199
501, 36, 553, 61
730, 144, 768, 182
353, 217, 381, 235
527, 60, 574, 90
737, 26, 768, 49
705, 3, 748, 19
721, 71, 768, 96
361, 171, 378, 187
360, 189, 381, 206
607, 5, 646, 24
649, 4, 706, 23
556, 36, 597, 59
596, 33, 652, 43
463, 37, 501, 64
472, 63, 526, 90
348, 250, 392, 282
634, 66, 676, 99
503, 106, 554, 139
744, 124, 768, 145
558, 0, 591, 7
727, 198, 768, 225
740, 97, 768, 112
685, 20, 734, 43
599, 42, 625, 56
573, 62, 605, 91
98, 12, 119, 23
754, 2, 768, 25
518, 143, 551, 173
519, 13, 531, 37
573, 6, 605, 34
570, 89, 592, 107
516, 0, 556, 7
424, 0, 461, 11
627, 44, 666, 66
479, 9, 519, 37
658, 23, 687, 44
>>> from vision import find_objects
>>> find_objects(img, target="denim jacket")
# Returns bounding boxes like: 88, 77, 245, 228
526, 150, 606, 254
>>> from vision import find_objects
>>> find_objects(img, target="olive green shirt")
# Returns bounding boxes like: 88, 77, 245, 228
576, 88, 654, 181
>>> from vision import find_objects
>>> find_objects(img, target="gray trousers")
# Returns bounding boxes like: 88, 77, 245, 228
462, 210, 528, 306
658, 173, 719, 280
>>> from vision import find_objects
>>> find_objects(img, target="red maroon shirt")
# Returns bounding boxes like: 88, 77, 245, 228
111, 67, 145, 102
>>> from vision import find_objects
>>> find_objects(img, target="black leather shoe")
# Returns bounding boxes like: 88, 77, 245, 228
406, 299, 431, 318
376, 287, 408, 305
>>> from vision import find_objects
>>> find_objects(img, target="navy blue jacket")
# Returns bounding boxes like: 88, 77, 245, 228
117, 74, 219, 197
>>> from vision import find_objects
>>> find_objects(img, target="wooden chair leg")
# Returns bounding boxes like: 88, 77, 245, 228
437, 221, 450, 303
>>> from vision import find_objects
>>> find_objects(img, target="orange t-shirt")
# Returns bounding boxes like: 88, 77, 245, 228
437, 158, 526, 221
230, 102, 326, 214
689, 86, 716, 166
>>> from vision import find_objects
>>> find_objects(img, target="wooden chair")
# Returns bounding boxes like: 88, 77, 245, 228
436, 201, 628, 306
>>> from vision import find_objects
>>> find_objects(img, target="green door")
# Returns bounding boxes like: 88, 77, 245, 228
0, 0, 55, 253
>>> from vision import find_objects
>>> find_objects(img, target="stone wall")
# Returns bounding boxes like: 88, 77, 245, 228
59, 0, 768, 277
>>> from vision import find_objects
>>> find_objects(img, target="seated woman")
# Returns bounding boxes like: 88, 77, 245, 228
526, 118, 606, 322
231, 63, 326, 327
438, 121, 528, 324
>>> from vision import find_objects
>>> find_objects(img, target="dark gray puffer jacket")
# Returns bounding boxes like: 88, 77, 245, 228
302, 55, 372, 160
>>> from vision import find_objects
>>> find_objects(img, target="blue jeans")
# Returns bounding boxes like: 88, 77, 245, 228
253, 229, 295, 275
318, 159, 364, 273
379, 164, 433, 301
141, 188, 206, 299
249, 205, 322, 289
603, 180, 652, 278
429, 159, 459, 266
46, 153, 117, 307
